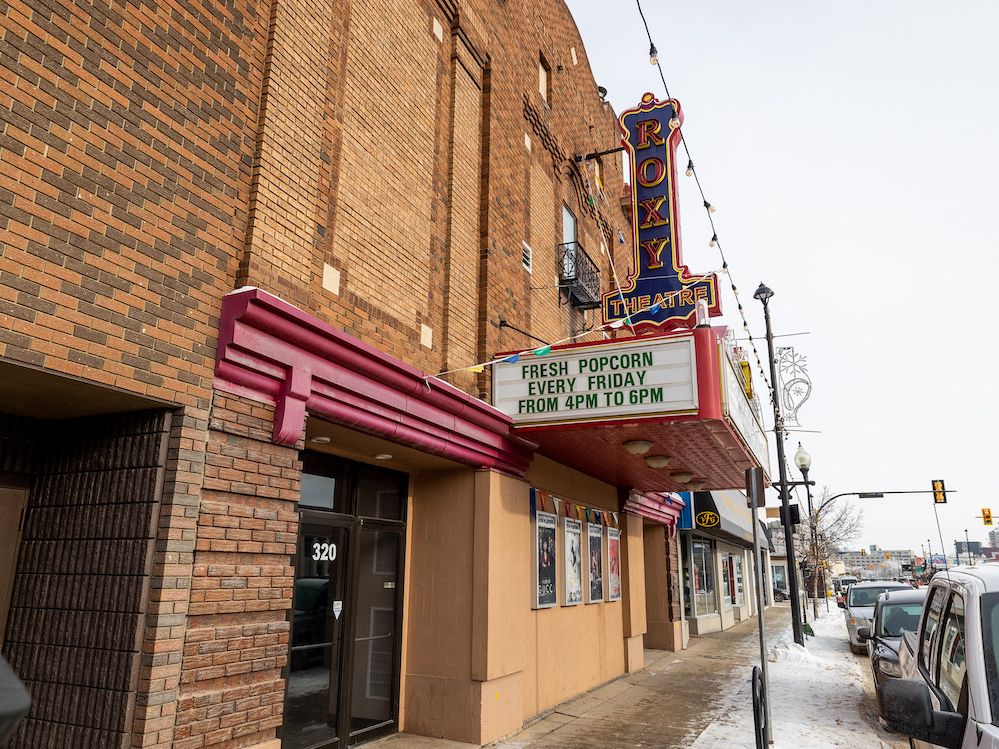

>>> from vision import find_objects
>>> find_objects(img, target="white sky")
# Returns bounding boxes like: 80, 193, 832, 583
565, 0, 999, 557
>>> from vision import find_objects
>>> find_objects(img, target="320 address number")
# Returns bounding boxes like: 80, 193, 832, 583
312, 542, 337, 561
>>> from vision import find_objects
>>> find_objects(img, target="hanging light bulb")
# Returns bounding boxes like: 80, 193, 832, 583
709, 234, 718, 248
685, 160, 694, 177
704, 200, 716, 214
649, 43, 658, 66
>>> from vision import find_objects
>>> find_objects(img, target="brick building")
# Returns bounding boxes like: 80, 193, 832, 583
0, 0, 767, 747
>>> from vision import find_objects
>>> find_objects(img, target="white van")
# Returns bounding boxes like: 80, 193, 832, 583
882, 566, 999, 748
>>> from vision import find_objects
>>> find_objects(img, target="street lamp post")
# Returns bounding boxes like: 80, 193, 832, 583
965, 529, 972, 566
755, 282, 805, 646
794, 443, 820, 620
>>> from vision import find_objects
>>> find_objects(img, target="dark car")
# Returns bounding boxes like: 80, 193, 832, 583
856, 588, 926, 692
773, 587, 789, 602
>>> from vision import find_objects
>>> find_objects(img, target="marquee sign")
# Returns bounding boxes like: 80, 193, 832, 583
492, 335, 698, 427
603, 93, 720, 330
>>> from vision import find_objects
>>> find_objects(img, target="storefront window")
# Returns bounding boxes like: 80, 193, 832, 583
734, 556, 744, 606
773, 564, 787, 591
692, 539, 717, 615
682, 536, 692, 617
721, 555, 732, 609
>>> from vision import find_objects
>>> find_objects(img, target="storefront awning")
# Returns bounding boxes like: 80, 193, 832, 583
492, 328, 770, 493
679, 490, 768, 549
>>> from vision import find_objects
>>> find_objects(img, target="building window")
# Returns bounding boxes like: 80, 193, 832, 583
539, 56, 551, 104
561, 203, 576, 280
522, 241, 533, 273
692, 538, 717, 615
734, 556, 745, 606
772, 564, 787, 591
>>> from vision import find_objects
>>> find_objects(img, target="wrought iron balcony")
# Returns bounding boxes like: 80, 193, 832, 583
557, 241, 601, 309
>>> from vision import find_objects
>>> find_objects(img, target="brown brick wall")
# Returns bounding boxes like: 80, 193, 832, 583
0, 0, 270, 407
173, 394, 300, 749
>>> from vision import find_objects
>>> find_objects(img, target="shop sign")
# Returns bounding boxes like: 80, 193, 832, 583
587, 523, 605, 604
696, 510, 720, 528
602, 92, 720, 330
534, 511, 557, 609
564, 518, 583, 606
721, 351, 770, 474
493, 336, 697, 427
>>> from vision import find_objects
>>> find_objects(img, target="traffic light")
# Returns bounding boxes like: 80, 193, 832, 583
984, 508, 993, 527
932, 479, 947, 503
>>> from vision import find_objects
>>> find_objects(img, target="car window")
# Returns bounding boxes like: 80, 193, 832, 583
936, 593, 966, 712
848, 586, 905, 607
878, 603, 924, 637
920, 586, 946, 672
980, 592, 999, 726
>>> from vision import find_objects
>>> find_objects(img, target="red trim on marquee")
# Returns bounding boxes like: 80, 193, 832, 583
214, 288, 533, 475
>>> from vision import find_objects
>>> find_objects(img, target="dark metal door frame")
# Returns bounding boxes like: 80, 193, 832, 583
284, 459, 407, 749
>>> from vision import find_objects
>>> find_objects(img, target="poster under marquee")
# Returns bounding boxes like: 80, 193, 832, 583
607, 527, 622, 602
533, 510, 557, 609
587, 523, 604, 604
563, 517, 583, 606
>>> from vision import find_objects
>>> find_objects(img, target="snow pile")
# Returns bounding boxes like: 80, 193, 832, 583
690, 608, 905, 748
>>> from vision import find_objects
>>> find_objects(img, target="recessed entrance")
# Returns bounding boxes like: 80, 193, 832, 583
283, 453, 406, 748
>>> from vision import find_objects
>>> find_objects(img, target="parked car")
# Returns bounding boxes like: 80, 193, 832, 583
856, 588, 926, 692
884, 565, 999, 748
773, 587, 789, 602
840, 580, 910, 654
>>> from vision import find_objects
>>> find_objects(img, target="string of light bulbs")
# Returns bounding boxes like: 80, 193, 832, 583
636, 0, 774, 395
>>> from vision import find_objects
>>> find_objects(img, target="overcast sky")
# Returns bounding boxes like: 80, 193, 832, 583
565, 0, 999, 558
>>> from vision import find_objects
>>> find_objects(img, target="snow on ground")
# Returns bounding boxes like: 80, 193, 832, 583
690, 607, 904, 748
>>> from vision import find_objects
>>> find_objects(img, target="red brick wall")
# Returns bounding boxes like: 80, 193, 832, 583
172, 394, 300, 749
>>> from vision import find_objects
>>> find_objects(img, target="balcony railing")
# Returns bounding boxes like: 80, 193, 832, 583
557, 241, 601, 309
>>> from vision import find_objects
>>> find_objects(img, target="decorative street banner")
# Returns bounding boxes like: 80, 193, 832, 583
607, 527, 622, 602
534, 510, 557, 609
587, 523, 604, 604
564, 518, 583, 606
494, 335, 697, 427
603, 93, 720, 330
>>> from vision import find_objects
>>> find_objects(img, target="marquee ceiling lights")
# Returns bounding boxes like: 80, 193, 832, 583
644, 455, 671, 469
685, 479, 706, 492
309, 436, 331, 444
669, 470, 693, 484
623, 439, 654, 455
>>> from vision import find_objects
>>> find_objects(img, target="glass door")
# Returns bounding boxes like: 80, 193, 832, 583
284, 455, 407, 748
285, 521, 351, 749
346, 525, 401, 743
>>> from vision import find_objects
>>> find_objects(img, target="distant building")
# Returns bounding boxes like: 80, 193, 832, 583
835, 547, 914, 578
989, 529, 999, 547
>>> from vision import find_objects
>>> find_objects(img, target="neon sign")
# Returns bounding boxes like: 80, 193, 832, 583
602, 93, 720, 330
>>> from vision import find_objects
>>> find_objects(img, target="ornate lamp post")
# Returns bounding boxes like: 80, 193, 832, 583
794, 443, 820, 618
754, 282, 805, 646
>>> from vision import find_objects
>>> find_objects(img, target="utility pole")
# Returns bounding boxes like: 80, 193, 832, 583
754, 283, 804, 646
965, 529, 973, 566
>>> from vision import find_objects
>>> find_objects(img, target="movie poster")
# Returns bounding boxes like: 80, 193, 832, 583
534, 511, 557, 608
587, 523, 604, 603
563, 517, 583, 606
607, 527, 622, 602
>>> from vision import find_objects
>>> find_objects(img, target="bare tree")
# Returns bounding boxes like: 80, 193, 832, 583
792, 486, 864, 618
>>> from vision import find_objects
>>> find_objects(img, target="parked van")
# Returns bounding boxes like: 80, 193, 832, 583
882, 566, 999, 748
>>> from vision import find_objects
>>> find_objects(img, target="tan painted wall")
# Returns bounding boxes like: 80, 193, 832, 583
402, 459, 648, 744
403, 469, 479, 741
521, 457, 632, 721
643, 523, 672, 650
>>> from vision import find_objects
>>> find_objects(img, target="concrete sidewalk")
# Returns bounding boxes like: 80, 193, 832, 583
373, 606, 792, 749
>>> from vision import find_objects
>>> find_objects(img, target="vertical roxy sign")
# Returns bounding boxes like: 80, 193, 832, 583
602, 92, 720, 330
